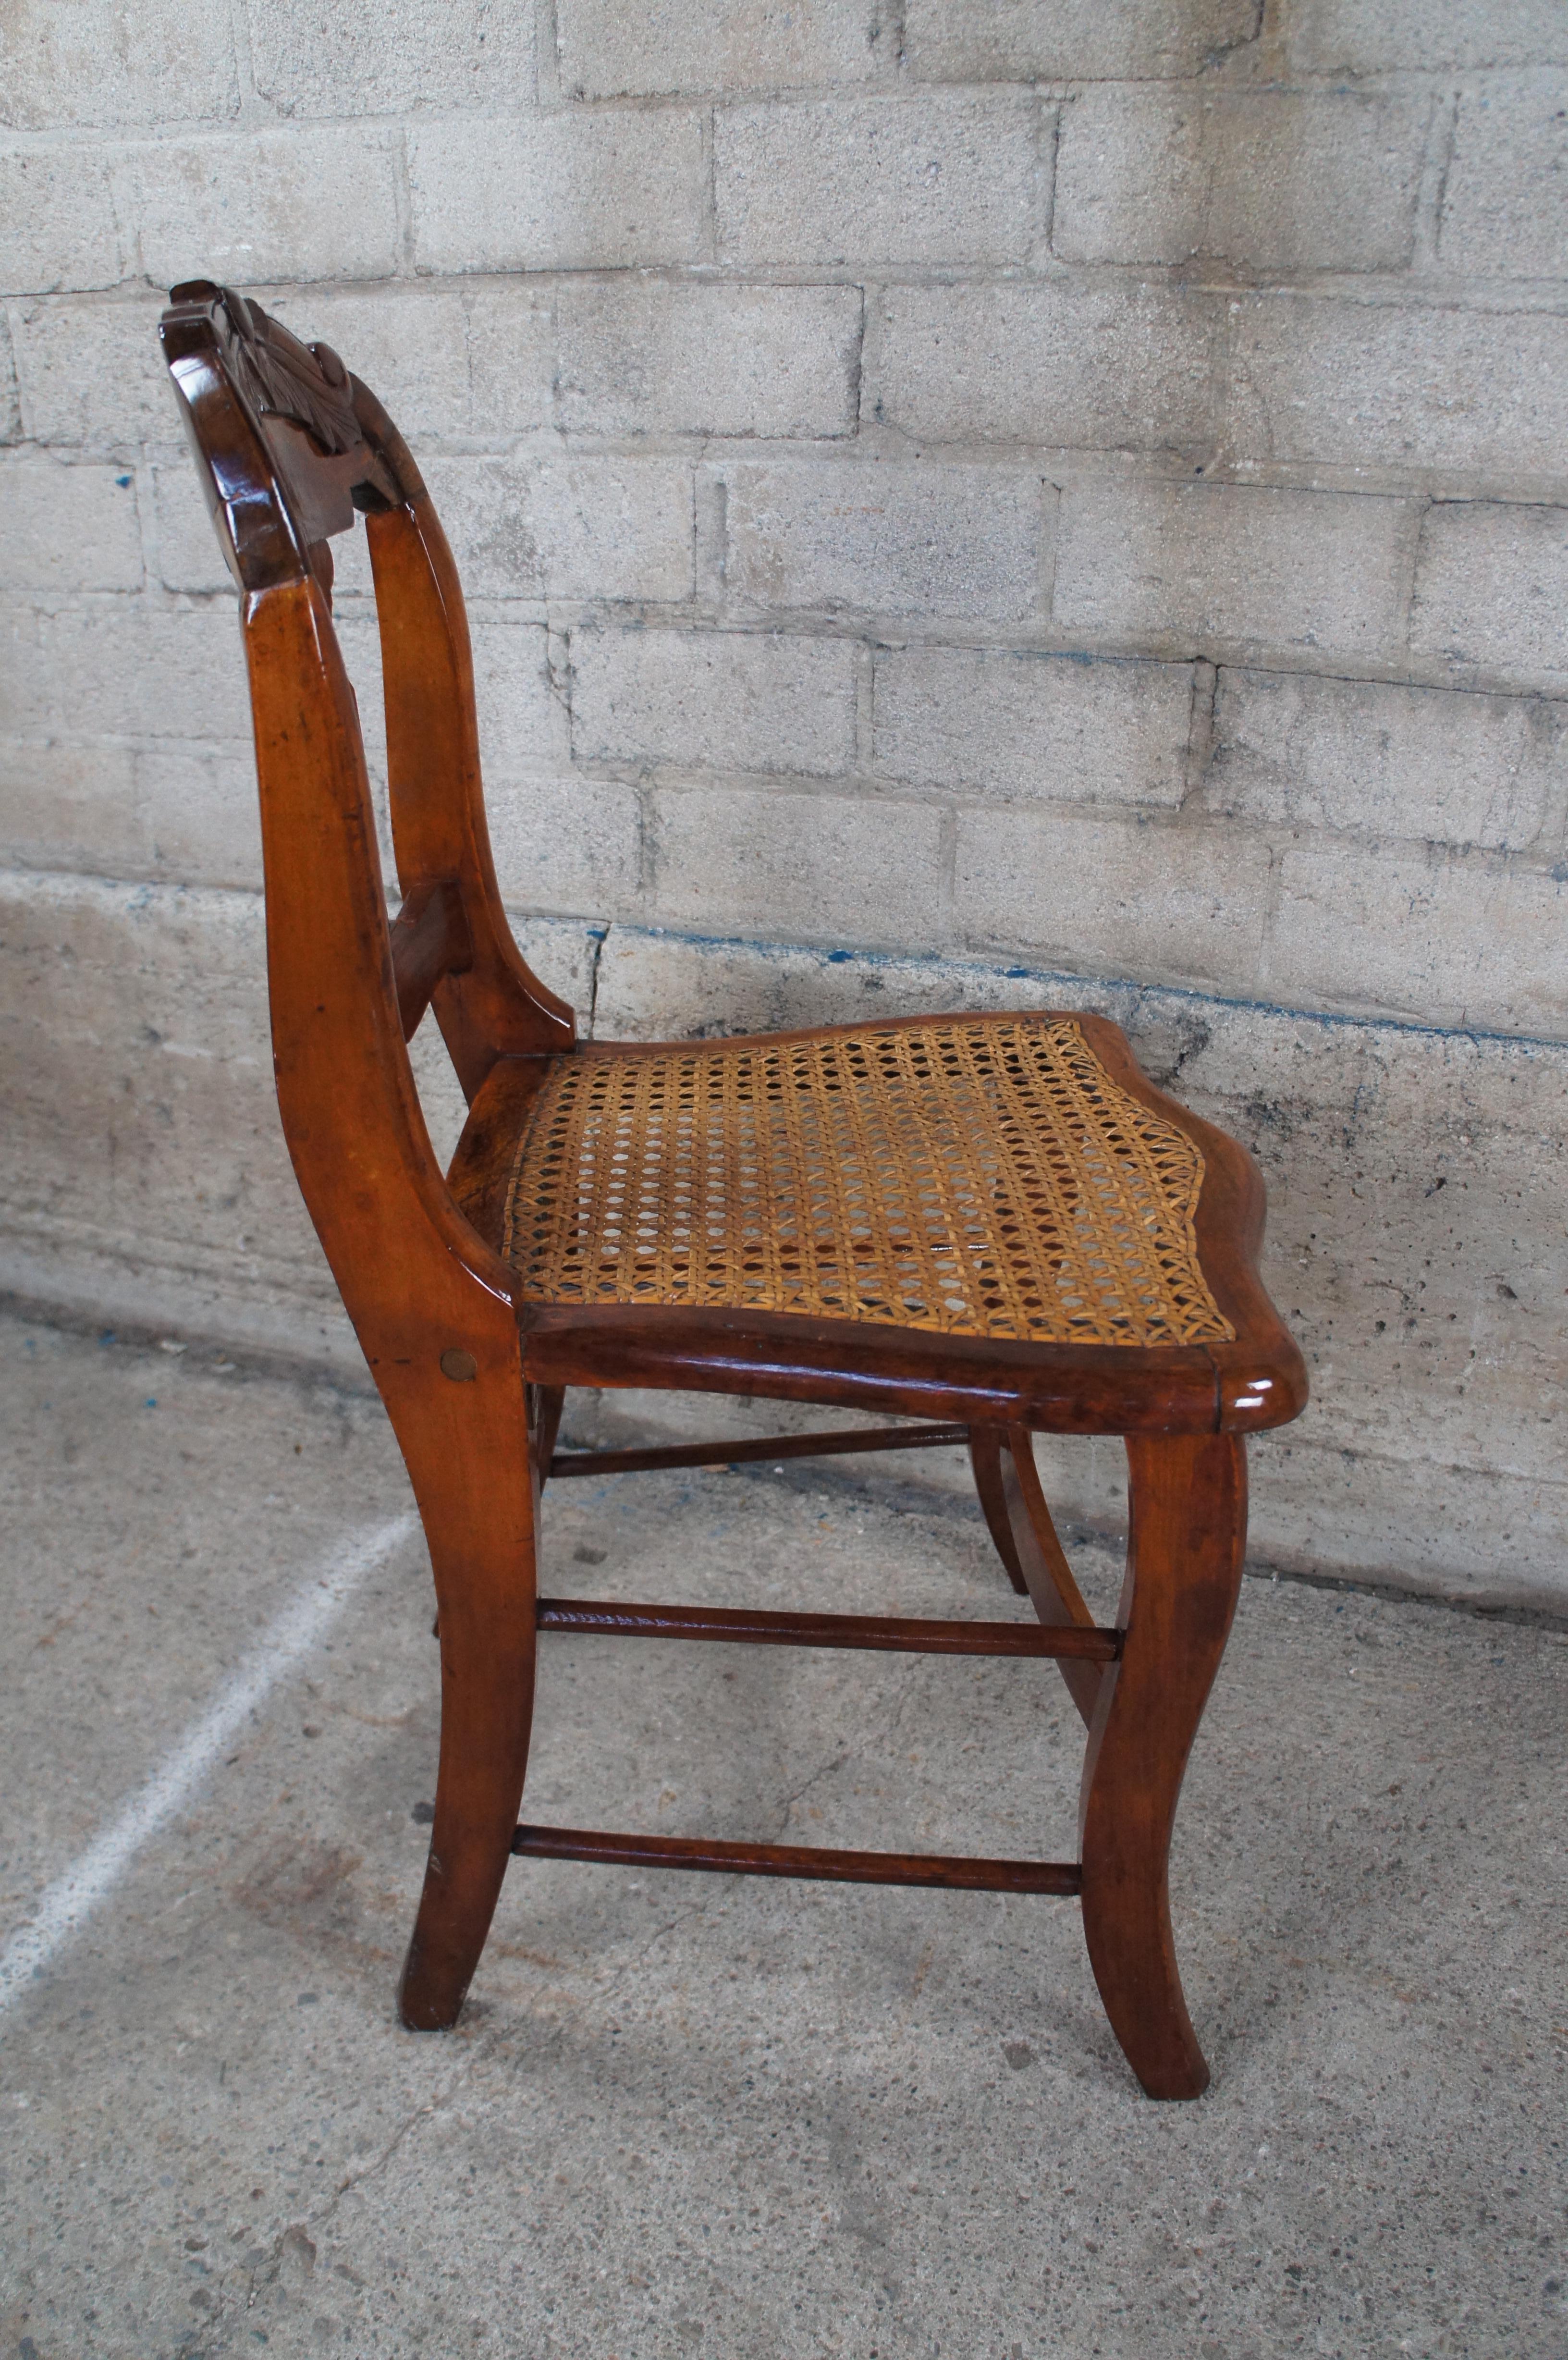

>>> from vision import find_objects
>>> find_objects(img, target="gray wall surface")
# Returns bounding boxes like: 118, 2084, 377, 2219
2, 1, 1566, 1607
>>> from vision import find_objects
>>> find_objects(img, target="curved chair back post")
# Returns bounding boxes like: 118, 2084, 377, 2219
158, 280, 527, 1388
244, 571, 517, 1347
353, 383, 574, 1096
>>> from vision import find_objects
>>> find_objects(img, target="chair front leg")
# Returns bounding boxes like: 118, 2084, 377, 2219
392, 1364, 540, 2032
1078, 1432, 1247, 2100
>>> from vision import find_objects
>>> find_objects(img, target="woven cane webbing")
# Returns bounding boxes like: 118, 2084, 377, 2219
502, 1017, 1234, 1348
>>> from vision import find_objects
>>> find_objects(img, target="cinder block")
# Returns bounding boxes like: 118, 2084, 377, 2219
0, 459, 142, 590
1205, 669, 1566, 852
715, 460, 1051, 623
570, 627, 856, 775
497, 915, 604, 1031
1264, 837, 1568, 1034
463, 285, 558, 436
409, 110, 706, 273
0, 738, 142, 874
137, 745, 262, 889
1286, 0, 1567, 69
421, 455, 693, 604
873, 645, 1192, 806
1411, 502, 1568, 686
486, 773, 642, 916
0, 322, 16, 444
588, 923, 1077, 1042
1229, 295, 1568, 479
1, 600, 249, 740
343, 605, 568, 787
1053, 479, 1409, 658
119, 127, 403, 288
472, 620, 570, 773
1170, 1005, 1568, 1536
269, 287, 475, 439
0, 872, 309, 1291
651, 784, 944, 946
557, 0, 885, 97
953, 804, 1269, 989
871, 279, 1217, 452
0, 869, 611, 1372
1440, 78, 1568, 280
1054, 87, 1425, 271
557, 279, 860, 440
904, 0, 1261, 79
248, 0, 533, 116
153, 460, 228, 594
715, 92, 1038, 267
10, 295, 171, 449
0, 0, 238, 129
0, 148, 122, 296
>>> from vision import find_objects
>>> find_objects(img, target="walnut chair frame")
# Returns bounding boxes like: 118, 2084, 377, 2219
159, 282, 1307, 2100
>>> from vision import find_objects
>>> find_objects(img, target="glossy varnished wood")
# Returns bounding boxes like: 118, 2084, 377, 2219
512, 1826, 1082, 1894
166, 277, 1308, 2096
360, 420, 573, 1100
535, 1597, 1120, 1657
516, 1304, 1233, 1434
1079, 1433, 1249, 2098
241, 578, 539, 2033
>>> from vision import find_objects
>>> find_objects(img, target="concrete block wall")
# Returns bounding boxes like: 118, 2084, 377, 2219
2, 1, 1567, 1607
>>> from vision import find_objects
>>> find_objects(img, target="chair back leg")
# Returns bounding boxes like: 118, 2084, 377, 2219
968, 1428, 1030, 1595
1078, 1433, 1247, 2099
393, 1363, 541, 2031
971, 1426, 1105, 1726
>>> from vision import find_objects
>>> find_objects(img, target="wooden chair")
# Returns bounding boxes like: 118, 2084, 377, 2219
159, 281, 1307, 2099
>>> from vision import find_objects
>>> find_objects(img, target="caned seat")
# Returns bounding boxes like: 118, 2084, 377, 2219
161, 278, 1307, 2101
503, 1018, 1232, 1347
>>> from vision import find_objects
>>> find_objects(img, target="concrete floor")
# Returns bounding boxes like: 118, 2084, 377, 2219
0, 1313, 1564, 2360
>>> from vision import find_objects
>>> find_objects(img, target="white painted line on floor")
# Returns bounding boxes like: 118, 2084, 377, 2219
0, 1511, 419, 2021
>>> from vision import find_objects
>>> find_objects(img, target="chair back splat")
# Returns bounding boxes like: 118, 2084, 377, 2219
161, 279, 1308, 2099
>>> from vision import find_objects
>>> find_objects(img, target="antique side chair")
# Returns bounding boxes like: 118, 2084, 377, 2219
159, 282, 1307, 2099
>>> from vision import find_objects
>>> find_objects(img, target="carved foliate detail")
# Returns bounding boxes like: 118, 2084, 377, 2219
168, 278, 359, 457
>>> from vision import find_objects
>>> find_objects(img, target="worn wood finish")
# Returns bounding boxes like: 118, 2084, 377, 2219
549, 1421, 969, 1479
1078, 1433, 1248, 2099
390, 877, 472, 1042
167, 279, 1308, 2095
517, 1307, 1243, 1434
446, 1052, 559, 1247
241, 579, 538, 2034
535, 1597, 1120, 1657
513, 1825, 1082, 1894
